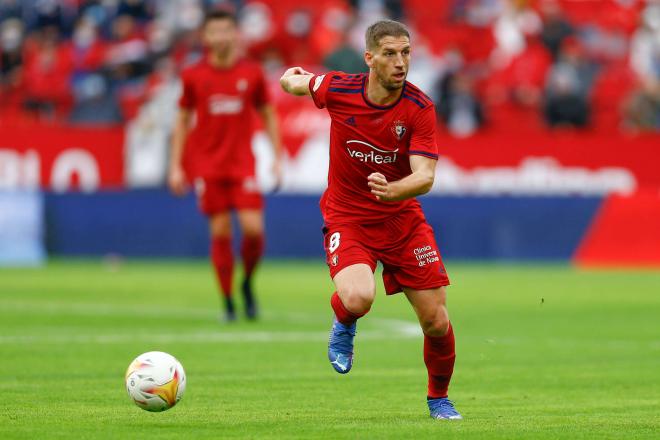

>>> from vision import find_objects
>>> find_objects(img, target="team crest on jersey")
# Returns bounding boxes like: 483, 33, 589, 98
331, 254, 338, 267
243, 177, 259, 193
391, 120, 407, 140
236, 78, 247, 91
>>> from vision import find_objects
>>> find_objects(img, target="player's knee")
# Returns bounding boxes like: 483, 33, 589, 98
242, 225, 263, 238
422, 313, 450, 337
339, 285, 375, 314
209, 215, 231, 237
210, 224, 231, 238
238, 212, 264, 237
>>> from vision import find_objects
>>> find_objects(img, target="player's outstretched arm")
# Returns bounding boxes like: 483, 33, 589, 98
280, 67, 314, 96
367, 155, 436, 202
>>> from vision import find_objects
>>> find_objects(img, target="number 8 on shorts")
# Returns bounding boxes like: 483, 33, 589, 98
328, 232, 341, 253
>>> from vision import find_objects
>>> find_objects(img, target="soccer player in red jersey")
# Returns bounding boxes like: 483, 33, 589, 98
169, 10, 282, 321
279, 20, 461, 419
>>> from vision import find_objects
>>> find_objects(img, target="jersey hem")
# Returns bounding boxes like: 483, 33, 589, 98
408, 150, 439, 159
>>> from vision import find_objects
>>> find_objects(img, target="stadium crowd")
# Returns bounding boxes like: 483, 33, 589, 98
0, 0, 659, 136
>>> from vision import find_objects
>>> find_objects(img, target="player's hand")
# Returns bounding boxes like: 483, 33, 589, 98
168, 165, 188, 197
281, 66, 312, 79
280, 67, 315, 95
368, 173, 394, 201
280, 67, 312, 91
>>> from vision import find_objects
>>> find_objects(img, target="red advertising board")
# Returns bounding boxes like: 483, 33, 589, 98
0, 117, 658, 194
575, 190, 660, 267
438, 131, 660, 192
0, 124, 124, 191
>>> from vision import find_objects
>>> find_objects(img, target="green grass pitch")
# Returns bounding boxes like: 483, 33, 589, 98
1, 260, 659, 439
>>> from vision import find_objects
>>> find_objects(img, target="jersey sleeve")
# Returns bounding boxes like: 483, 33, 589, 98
178, 71, 195, 109
253, 65, 270, 107
308, 72, 335, 109
409, 105, 439, 159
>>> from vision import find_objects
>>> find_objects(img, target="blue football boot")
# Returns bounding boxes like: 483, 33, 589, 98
428, 398, 463, 420
327, 317, 356, 374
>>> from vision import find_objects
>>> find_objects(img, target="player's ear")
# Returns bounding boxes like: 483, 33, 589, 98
364, 50, 373, 69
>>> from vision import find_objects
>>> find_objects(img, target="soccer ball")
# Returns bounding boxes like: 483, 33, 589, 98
125, 351, 186, 412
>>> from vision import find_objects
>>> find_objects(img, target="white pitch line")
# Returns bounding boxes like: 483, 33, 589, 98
1, 301, 372, 324
0, 299, 423, 344
0, 300, 216, 320
0, 328, 420, 345
370, 317, 423, 337
0, 300, 422, 331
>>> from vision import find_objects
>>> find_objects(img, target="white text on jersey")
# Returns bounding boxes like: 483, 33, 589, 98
345, 140, 398, 164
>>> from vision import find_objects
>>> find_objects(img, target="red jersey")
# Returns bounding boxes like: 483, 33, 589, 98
309, 71, 439, 224
178, 58, 269, 180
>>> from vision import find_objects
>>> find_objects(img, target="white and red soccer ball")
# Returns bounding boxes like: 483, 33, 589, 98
125, 351, 186, 412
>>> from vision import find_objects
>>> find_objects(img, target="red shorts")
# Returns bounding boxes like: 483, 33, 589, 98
194, 177, 263, 216
323, 208, 450, 295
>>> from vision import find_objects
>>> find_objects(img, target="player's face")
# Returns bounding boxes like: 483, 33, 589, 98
203, 18, 238, 56
366, 36, 411, 91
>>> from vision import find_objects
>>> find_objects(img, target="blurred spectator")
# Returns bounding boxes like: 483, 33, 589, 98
117, 0, 152, 23
1, 17, 22, 80
69, 74, 122, 124
125, 55, 180, 185
485, 0, 549, 123
624, 4, 660, 132
580, 23, 628, 64
491, 0, 542, 69
32, 0, 67, 31
280, 7, 316, 65
0, 0, 22, 22
69, 17, 106, 74
437, 71, 484, 138
624, 87, 660, 131
323, 26, 366, 73
145, 19, 173, 62
539, 0, 573, 60
21, 26, 73, 120
487, 35, 552, 111
382, 0, 404, 21
154, 0, 204, 33
0, 0, 657, 135
0, 17, 24, 115
462, 0, 501, 28
544, 37, 594, 128
629, 4, 660, 88
105, 14, 149, 84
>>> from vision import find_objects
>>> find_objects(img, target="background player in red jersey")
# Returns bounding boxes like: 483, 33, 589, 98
279, 20, 461, 419
169, 10, 282, 321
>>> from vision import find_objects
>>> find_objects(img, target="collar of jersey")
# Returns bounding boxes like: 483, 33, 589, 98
361, 75, 406, 110
204, 56, 239, 71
